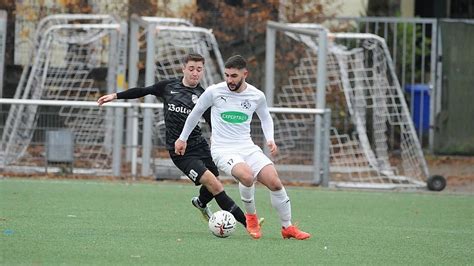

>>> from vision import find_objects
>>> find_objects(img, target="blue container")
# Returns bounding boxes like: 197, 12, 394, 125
404, 84, 430, 132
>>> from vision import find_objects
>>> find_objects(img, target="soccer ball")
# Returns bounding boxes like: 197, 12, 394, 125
208, 210, 236, 238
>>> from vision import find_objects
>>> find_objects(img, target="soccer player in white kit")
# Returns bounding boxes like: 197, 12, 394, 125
175, 55, 310, 240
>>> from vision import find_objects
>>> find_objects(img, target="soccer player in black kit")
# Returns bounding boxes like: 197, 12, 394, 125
97, 53, 249, 229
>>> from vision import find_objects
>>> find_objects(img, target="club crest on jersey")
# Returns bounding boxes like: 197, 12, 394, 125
241, 100, 251, 109
192, 94, 198, 104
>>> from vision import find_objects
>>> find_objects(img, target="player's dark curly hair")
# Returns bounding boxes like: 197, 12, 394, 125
183, 53, 205, 65
224, 55, 247, 70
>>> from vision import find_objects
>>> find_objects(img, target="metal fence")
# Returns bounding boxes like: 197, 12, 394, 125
8, 12, 442, 150
1, 9, 473, 181
127, 15, 223, 177
0, 98, 331, 184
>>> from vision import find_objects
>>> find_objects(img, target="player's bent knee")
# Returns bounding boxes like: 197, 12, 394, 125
231, 163, 254, 186
232, 172, 254, 187
239, 176, 254, 187
269, 183, 283, 191
260, 177, 283, 191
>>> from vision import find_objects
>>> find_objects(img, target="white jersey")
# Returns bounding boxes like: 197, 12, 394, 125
179, 81, 274, 148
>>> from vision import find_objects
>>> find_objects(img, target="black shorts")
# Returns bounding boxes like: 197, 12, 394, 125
169, 145, 219, 186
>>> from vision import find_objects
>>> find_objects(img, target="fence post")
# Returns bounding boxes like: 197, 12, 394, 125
0, 10, 6, 98
313, 29, 328, 185
265, 24, 276, 107
142, 23, 156, 177
320, 109, 331, 187
429, 19, 438, 152
126, 18, 140, 163
112, 21, 128, 177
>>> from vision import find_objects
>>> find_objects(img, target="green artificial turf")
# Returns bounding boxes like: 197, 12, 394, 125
1, 178, 473, 265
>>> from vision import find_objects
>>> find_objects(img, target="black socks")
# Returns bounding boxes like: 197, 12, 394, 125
198, 185, 214, 207
214, 191, 247, 227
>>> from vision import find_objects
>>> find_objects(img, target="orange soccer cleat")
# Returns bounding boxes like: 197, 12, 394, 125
281, 225, 311, 240
245, 213, 262, 239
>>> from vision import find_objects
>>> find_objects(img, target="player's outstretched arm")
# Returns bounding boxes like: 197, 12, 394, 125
97, 93, 117, 106
99, 84, 162, 106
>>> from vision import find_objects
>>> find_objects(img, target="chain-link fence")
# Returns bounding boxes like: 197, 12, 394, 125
2, 1, 473, 160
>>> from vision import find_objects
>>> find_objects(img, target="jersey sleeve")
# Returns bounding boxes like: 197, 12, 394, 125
179, 88, 214, 141
255, 93, 275, 143
203, 108, 212, 131
116, 80, 170, 99
152, 80, 171, 97
116, 86, 154, 99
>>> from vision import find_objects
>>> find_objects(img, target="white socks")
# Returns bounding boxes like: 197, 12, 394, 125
239, 182, 256, 214
270, 187, 292, 228
240, 183, 292, 228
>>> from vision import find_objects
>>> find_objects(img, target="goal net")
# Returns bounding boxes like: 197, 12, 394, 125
129, 16, 225, 176
267, 23, 428, 188
128, 17, 334, 181
0, 14, 126, 170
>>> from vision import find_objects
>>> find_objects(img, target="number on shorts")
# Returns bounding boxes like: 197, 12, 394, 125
188, 169, 198, 181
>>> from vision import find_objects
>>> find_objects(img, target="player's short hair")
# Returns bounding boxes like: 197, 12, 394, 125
183, 53, 205, 65
224, 55, 247, 70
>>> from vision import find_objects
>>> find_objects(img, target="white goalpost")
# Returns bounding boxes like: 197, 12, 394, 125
266, 21, 442, 190
0, 14, 127, 172
128, 15, 225, 177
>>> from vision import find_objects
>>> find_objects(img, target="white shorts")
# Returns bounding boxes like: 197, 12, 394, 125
211, 144, 273, 180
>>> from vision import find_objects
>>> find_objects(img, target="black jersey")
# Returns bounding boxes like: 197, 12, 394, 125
117, 78, 211, 150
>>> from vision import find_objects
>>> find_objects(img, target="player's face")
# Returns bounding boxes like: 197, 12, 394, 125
225, 68, 247, 91
182, 60, 204, 87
